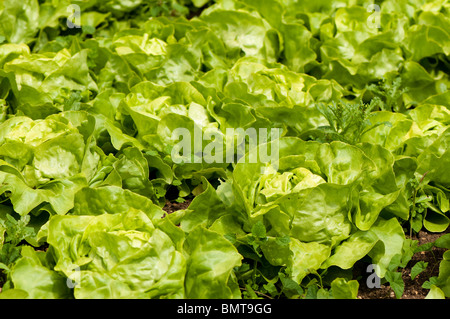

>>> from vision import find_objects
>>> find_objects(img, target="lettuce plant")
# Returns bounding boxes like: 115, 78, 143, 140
0, 0, 449, 299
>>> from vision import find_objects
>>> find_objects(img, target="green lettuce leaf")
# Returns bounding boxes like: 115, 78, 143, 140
10, 246, 70, 298
47, 209, 186, 298
183, 226, 242, 298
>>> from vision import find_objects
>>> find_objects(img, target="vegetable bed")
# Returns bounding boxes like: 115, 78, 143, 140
0, 0, 449, 299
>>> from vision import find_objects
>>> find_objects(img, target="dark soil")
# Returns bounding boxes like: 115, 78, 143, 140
162, 199, 192, 215
356, 229, 449, 299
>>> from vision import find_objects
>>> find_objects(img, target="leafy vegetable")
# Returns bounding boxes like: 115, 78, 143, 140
0, 0, 449, 300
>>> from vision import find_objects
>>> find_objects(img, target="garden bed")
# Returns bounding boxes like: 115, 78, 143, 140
0, 0, 449, 300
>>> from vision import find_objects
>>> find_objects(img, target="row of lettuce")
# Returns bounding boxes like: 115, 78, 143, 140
0, 0, 449, 298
